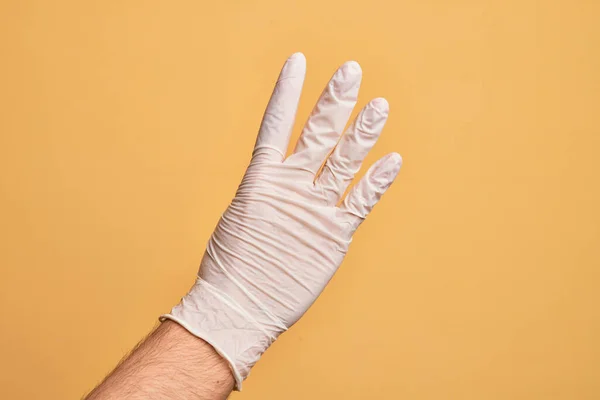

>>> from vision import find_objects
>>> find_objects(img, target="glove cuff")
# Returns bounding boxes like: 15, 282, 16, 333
160, 277, 279, 390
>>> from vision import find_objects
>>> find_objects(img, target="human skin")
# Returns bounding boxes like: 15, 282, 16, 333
84, 321, 234, 400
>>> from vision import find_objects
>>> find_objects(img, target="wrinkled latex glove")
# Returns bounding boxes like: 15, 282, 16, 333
161, 53, 402, 389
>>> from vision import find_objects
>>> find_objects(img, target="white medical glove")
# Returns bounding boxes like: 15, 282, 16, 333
161, 53, 402, 389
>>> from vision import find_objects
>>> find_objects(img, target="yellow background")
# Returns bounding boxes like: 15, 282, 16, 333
1, 0, 599, 398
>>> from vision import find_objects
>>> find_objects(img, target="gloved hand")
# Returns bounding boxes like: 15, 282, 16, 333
161, 52, 402, 389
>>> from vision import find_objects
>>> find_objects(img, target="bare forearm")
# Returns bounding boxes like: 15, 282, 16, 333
85, 321, 234, 400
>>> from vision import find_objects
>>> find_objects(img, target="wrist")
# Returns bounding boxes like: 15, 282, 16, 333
161, 277, 282, 389
158, 320, 235, 388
